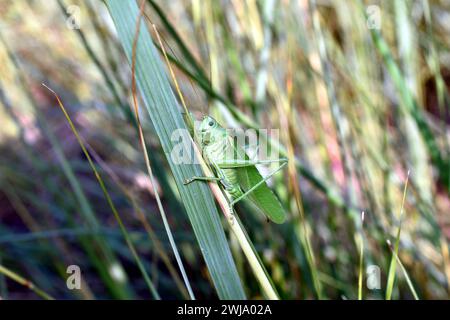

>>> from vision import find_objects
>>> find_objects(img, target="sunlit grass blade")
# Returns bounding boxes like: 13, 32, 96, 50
357, 212, 365, 300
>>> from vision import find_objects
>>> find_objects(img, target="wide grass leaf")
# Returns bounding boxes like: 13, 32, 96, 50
105, 0, 246, 299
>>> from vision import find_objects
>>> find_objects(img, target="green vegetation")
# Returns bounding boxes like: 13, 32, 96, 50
0, 0, 449, 299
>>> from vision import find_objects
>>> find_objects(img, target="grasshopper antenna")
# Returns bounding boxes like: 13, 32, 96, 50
141, 12, 207, 116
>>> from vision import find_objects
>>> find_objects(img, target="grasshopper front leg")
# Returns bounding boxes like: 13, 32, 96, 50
183, 175, 235, 224
183, 176, 222, 185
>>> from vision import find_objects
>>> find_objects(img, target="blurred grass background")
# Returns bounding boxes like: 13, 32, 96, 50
0, 0, 449, 299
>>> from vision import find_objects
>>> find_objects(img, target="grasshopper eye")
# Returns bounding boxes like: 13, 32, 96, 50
208, 121, 214, 126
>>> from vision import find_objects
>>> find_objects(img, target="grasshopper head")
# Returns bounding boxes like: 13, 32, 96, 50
198, 116, 219, 145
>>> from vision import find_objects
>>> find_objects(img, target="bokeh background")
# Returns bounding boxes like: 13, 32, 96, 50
0, 0, 449, 299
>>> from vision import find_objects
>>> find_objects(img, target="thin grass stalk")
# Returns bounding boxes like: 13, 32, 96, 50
386, 240, 419, 300
84, 141, 190, 299
146, 0, 208, 84
0, 31, 132, 299
357, 212, 365, 300
60, 0, 185, 222
0, 258, 5, 299
132, 2, 195, 299
1, 182, 95, 299
357, 234, 364, 300
270, 77, 322, 298
386, 171, 410, 300
57, 0, 127, 118
43, 84, 160, 300
0, 264, 54, 300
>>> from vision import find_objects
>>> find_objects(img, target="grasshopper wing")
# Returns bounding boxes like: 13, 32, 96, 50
236, 165, 287, 224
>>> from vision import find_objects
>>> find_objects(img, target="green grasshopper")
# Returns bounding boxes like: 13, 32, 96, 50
183, 115, 288, 224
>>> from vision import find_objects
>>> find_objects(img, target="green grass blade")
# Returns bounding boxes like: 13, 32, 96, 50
386, 172, 410, 300
105, 0, 246, 299
387, 240, 419, 300
131, 8, 194, 298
